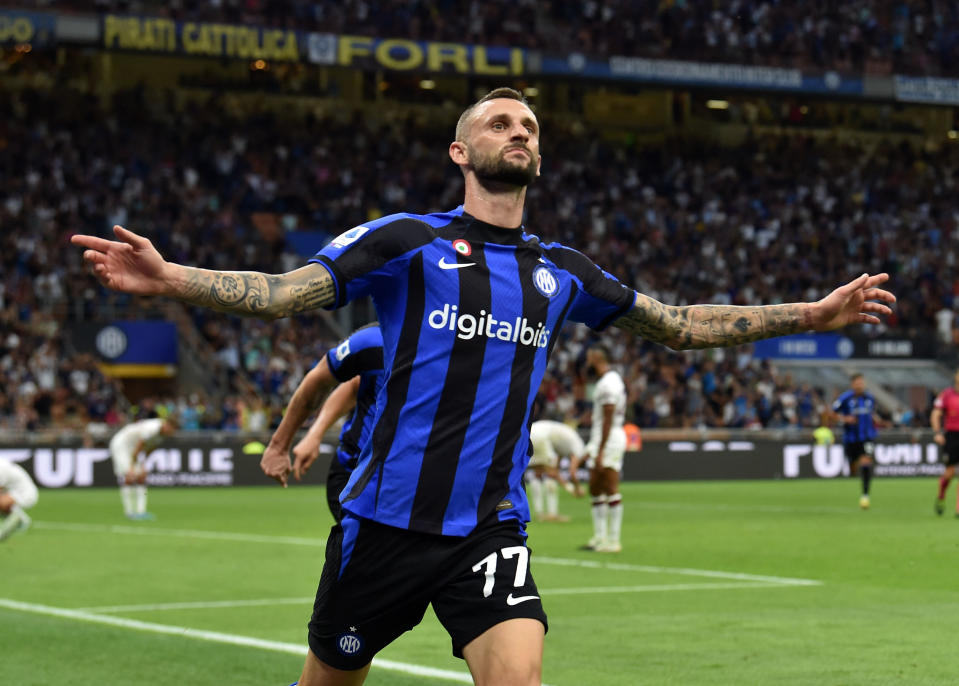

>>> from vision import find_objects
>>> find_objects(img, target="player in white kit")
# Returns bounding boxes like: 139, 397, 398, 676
109, 416, 177, 519
0, 458, 38, 541
581, 344, 628, 552
528, 420, 585, 522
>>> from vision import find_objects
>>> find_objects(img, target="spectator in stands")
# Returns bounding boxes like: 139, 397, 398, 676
0, 81, 948, 430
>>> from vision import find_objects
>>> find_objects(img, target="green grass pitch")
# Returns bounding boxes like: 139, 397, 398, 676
2, 478, 958, 685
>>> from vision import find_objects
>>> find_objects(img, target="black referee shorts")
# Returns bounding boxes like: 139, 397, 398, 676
307, 511, 548, 671
944, 432, 959, 467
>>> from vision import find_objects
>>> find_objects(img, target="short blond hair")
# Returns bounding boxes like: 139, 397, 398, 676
455, 87, 528, 142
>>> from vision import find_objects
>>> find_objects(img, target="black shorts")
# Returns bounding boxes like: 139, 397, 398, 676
325, 458, 351, 523
844, 441, 874, 463
308, 512, 548, 670
944, 432, 959, 467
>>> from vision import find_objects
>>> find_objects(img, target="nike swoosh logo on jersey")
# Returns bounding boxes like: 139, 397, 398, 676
506, 593, 540, 606
438, 257, 475, 270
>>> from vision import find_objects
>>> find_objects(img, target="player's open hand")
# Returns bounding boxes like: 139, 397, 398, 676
71, 225, 172, 295
260, 443, 292, 487
292, 439, 320, 481
810, 273, 896, 331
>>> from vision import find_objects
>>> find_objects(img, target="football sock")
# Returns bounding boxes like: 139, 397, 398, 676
528, 477, 544, 517
545, 478, 559, 517
10, 504, 29, 525
607, 493, 623, 545
120, 485, 135, 516
859, 464, 872, 496
938, 476, 950, 500
0, 507, 28, 540
591, 495, 608, 544
0, 513, 18, 539
135, 485, 147, 515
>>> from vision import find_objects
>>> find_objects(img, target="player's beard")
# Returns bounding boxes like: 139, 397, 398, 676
468, 143, 538, 188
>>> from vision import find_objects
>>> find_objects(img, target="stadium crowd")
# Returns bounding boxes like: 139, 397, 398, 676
18, 0, 959, 75
2, 81, 956, 432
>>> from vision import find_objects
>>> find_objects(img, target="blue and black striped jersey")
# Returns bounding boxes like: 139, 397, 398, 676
311, 205, 636, 536
325, 324, 385, 472
832, 390, 878, 443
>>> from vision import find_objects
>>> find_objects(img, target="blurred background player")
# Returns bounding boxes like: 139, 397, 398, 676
527, 419, 585, 522
582, 344, 628, 552
832, 374, 881, 509
264, 324, 383, 523
931, 369, 959, 516
109, 416, 178, 520
0, 457, 38, 542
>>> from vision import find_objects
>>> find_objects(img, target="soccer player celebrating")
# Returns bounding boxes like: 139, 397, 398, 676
265, 324, 384, 523
0, 457, 38, 542
832, 374, 881, 509
527, 419, 585, 522
109, 416, 178, 520
73, 88, 895, 686
931, 369, 959, 516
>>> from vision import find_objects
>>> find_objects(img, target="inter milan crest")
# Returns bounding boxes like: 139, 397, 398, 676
452, 239, 472, 257
336, 628, 364, 656
532, 265, 558, 298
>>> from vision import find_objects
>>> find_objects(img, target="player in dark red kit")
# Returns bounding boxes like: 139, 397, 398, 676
931, 370, 959, 516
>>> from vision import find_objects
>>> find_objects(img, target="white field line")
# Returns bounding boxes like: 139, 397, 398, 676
75, 597, 315, 613
33, 520, 323, 546
77, 581, 793, 615
545, 581, 789, 594
0, 598, 476, 684
34, 521, 822, 587
533, 556, 821, 586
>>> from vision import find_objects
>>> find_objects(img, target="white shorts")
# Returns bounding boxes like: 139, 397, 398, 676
586, 432, 627, 473
109, 439, 144, 478
3, 479, 38, 510
528, 441, 558, 469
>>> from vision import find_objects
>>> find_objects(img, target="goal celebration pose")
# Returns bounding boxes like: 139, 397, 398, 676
73, 88, 895, 686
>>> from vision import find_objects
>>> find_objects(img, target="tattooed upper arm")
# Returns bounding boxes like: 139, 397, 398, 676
176, 263, 336, 319
613, 292, 810, 350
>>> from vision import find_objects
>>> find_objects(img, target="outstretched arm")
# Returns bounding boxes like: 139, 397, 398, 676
292, 377, 360, 481
72, 225, 334, 319
614, 273, 894, 350
261, 357, 339, 486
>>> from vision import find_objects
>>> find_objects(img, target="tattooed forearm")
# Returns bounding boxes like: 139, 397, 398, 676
615, 293, 813, 350
172, 264, 335, 319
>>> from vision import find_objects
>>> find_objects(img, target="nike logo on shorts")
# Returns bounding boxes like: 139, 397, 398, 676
438, 257, 475, 270
506, 593, 540, 606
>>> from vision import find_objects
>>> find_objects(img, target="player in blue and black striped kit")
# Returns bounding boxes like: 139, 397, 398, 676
74, 88, 896, 686
832, 373, 882, 509
265, 324, 384, 522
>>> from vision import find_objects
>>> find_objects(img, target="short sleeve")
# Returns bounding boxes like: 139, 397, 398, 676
309, 215, 433, 309
934, 392, 945, 409
325, 326, 385, 382
543, 245, 635, 331
595, 375, 623, 405
831, 396, 845, 413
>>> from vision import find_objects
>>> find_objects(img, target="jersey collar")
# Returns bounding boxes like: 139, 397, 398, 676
456, 210, 528, 246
